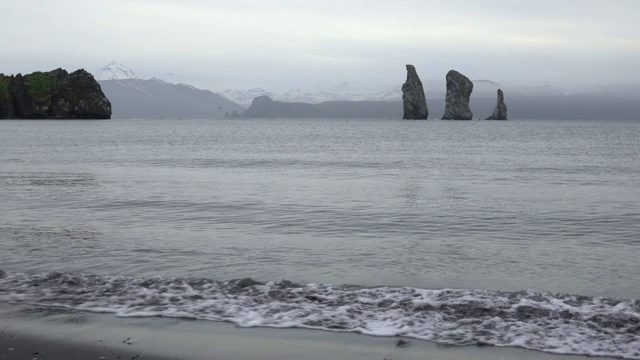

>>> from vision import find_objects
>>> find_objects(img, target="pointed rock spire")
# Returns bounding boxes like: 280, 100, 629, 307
401, 65, 428, 120
485, 89, 508, 120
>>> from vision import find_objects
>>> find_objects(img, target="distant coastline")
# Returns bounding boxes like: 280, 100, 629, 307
230, 95, 640, 120
91, 62, 640, 120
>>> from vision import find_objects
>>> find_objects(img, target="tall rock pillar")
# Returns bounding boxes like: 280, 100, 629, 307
442, 70, 473, 120
401, 65, 428, 120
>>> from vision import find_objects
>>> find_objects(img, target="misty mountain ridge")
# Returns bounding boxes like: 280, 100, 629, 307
93, 62, 244, 119
92, 61, 639, 120
238, 93, 640, 121
99, 78, 244, 119
220, 80, 570, 108
221, 87, 403, 108
567, 82, 640, 98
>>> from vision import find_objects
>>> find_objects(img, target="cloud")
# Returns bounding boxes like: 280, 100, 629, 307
1, 0, 639, 92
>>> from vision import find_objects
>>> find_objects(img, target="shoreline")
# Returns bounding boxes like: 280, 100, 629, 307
0, 303, 617, 360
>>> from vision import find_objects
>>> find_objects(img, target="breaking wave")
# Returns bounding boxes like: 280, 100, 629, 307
0, 270, 639, 359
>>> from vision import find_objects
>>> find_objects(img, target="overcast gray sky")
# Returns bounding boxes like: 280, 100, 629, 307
1, 0, 639, 93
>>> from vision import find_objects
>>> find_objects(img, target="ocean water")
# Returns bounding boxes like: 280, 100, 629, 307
1, 118, 639, 358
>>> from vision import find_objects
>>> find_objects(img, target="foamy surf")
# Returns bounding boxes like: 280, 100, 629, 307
0, 270, 638, 359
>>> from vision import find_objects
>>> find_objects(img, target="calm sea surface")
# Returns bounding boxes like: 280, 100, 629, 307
1, 118, 639, 358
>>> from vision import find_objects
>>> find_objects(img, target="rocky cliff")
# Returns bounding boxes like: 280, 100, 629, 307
0, 69, 111, 119
485, 89, 507, 120
401, 65, 428, 119
441, 70, 473, 120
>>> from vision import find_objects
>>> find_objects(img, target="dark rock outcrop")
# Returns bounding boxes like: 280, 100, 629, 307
0, 69, 111, 119
442, 70, 473, 120
485, 89, 507, 120
401, 65, 428, 119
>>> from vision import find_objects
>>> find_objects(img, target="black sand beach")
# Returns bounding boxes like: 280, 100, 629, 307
0, 330, 179, 360
0, 304, 616, 360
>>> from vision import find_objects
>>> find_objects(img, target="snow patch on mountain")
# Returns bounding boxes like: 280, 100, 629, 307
95, 61, 138, 80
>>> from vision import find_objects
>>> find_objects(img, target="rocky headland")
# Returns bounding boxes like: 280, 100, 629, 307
0, 69, 111, 119
236, 95, 402, 118
401, 65, 428, 119
485, 89, 508, 120
242, 95, 320, 118
442, 70, 474, 120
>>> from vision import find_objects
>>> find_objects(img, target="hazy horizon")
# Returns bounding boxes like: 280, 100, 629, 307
2, 0, 639, 93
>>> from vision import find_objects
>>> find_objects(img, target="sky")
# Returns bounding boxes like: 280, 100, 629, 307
1, 0, 639, 93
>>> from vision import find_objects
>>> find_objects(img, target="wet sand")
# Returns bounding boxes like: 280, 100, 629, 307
0, 329, 178, 360
0, 304, 615, 360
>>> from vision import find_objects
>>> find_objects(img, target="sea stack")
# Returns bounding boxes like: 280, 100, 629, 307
441, 70, 473, 120
401, 65, 428, 120
0, 68, 111, 119
485, 89, 507, 120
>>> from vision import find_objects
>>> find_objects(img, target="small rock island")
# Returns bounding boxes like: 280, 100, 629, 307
401, 65, 428, 120
485, 89, 508, 120
442, 70, 473, 120
0, 68, 111, 119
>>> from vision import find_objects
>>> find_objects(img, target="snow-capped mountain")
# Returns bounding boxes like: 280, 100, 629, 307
95, 61, 138, 80
220, 88, 403, 107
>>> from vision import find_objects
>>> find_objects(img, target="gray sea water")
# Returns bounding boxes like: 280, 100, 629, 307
1, 118, 639, 358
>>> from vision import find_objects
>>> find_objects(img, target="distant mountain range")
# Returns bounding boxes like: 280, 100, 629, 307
220, 87, 403, 107
219, 81, 570, 108
94, 62, 243, 119
93, 62, 640, 120
237, 94, 640, 120
222, 80, 640, 120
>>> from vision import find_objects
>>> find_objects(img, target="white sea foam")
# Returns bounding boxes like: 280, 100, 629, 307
0, 271, 638, 359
